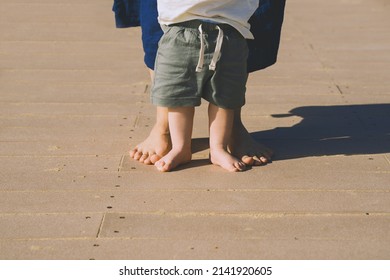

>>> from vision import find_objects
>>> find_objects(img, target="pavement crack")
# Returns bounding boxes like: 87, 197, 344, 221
384, 155, 390, 166
336, 84, 344, 94
96, 213, 106, 238
144, 84, 149, 94
118, 154, 125, 172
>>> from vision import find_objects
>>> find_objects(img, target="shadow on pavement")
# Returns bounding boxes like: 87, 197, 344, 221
252, 103, 390, 160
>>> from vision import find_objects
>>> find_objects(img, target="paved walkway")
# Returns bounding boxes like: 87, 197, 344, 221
0, 0, 389, 259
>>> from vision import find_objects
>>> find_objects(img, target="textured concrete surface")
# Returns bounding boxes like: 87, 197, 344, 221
0, 0, 390, 259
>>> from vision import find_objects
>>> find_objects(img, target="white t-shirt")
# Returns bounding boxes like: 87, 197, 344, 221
157, 0, 258, 39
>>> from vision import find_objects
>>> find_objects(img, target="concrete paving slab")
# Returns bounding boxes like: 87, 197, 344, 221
0, 191, 116, 214
1, 69, 138, 85
87, 238, 390, 260
0, 140, 129, 157
246, 84, 342, 97
0, 156, 123, 175
118, 159, 390, 192
0, 83, 149, 103
1, 238, 389, 260
0, 114, 137, 129
121, 152, 390, 172
1, 172, 123, 192
0, 41, 144, 70
0, 4, 119, 42
244, 95, 347, 112
0, 116, 138, 144
0, 213, 102, 239
0, 239, 100, 260
319, 50, 390, 66
99, 212, 390, 241
0, 89, 150, 119
343, 94, 390, 104
0, 102, 144, 117
1, 189, 389, 214
3, 155, 388, 193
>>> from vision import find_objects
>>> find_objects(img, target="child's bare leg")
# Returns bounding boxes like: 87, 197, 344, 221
229, 108, 273, 166
208, 104, 246, 172
155, 107, 194, 172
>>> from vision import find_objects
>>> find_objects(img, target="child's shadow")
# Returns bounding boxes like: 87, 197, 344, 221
251, 103, 390, 160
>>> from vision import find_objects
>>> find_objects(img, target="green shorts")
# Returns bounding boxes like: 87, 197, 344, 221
151, 20, 249, 109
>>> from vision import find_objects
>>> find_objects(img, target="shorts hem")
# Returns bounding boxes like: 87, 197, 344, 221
151, 97, 202, 108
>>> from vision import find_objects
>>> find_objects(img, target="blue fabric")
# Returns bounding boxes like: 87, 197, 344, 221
112, 0, 286, 72
247, 0, 286, 72
140, 0, 163, 69
112, 0, 140, 28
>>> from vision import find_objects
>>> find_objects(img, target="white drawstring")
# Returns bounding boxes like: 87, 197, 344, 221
196, 24, 205, 72
195, 24, 224, 73
209, 26, 224, 71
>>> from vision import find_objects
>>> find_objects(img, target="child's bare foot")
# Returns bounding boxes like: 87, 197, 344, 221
210, 147, 246, 172
230, 123, 273, 166
129, 124, 171, 165
154, 148, 192, 172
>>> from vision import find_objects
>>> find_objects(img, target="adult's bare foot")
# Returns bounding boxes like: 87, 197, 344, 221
230, 124, 273, 166
129, 124, 171, 165
230, 109, 273, 166
129, 105, 171, 165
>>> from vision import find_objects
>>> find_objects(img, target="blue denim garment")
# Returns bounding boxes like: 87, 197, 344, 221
247, 0, 286, 72
112, 0, 140, 28
112, 0, 286, 72
139, 0, 163, 69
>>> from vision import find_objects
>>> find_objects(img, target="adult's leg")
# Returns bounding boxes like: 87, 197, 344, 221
155, 107, 194, 172
129, 69, 172, 165
129, 0, 171, 164
209, 104, 246, 172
